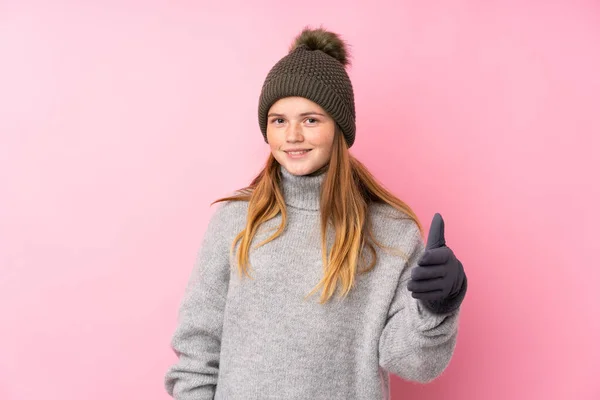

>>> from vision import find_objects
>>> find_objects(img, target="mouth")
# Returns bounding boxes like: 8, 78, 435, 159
284, 149, 312, 159
284, 149, 312, 155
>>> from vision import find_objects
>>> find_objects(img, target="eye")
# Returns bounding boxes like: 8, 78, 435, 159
270, 118, 285, 125
306, 118, 318, 124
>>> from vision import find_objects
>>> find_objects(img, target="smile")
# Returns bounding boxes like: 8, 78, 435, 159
284, 149, 312, 158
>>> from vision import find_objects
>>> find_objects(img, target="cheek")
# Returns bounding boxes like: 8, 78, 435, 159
311, 128, 335, 146
267, 134, 283, 154
266, 130, 277, 147
318, 132, 335, 151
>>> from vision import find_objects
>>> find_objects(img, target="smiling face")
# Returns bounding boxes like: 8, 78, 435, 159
266, 96, 336, 176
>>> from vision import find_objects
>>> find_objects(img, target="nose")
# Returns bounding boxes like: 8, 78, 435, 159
285, 122, 304, 142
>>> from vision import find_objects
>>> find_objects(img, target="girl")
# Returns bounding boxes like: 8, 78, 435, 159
165, 27, 468, 400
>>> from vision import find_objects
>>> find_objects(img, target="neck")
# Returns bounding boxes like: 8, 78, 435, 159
279, 164, 327, 211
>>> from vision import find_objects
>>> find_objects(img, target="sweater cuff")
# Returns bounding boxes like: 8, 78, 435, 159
421, 276, 468, 314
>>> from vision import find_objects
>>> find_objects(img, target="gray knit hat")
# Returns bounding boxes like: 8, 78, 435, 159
258, 27, 356, 148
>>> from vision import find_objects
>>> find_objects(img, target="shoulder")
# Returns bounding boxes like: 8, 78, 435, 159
368, 202, 423, 253
368, 202, 419, 234
205, 196, 248, 237
212, 197, 248, 220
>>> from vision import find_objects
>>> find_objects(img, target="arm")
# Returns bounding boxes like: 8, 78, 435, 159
378, 223, 464, 383
164, 204, 232, 399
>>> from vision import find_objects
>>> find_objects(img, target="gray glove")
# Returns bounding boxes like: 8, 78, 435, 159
407, 213, 467, 314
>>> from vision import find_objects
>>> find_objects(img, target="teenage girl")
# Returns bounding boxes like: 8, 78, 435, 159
165, 26, 468, 400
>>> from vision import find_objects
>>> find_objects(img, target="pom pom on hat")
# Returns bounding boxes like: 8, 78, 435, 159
289, 26, 351, 68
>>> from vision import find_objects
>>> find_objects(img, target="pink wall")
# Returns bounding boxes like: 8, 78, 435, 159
1, 1, 598, 399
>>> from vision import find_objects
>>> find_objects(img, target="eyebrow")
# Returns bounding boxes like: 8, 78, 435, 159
267, 112, 326, 118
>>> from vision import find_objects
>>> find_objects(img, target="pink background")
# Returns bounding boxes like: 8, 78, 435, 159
1, 1, 599, 399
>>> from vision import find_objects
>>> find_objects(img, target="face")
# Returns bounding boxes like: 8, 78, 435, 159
266, 96, 336, 176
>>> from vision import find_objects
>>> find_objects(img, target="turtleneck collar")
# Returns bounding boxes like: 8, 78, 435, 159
279, 164, 327, 212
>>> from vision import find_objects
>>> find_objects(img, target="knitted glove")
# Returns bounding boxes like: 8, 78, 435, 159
407, 213, 467, 314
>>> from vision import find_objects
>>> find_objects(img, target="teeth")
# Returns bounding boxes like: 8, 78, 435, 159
288, 150, 308, 155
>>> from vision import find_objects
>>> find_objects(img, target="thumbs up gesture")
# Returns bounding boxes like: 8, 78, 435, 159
407, 213, 468, 314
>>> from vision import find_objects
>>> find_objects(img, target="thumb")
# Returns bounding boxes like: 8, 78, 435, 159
425, 213, 446, 250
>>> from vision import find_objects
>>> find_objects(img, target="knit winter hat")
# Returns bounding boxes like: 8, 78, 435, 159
258, 27, 356, 148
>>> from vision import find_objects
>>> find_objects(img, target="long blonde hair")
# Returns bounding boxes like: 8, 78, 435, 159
213, 127, 423, 304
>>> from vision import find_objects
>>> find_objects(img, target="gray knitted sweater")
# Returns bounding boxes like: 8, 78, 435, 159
165, 165, 461, 400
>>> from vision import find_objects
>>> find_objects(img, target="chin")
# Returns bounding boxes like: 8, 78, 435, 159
282, 163, 320, 176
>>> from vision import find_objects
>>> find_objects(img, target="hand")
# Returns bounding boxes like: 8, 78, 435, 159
407, 213, 467, 313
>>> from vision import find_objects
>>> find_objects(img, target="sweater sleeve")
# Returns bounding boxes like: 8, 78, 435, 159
164, 203, 233, 399
378, 226, 461, 383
